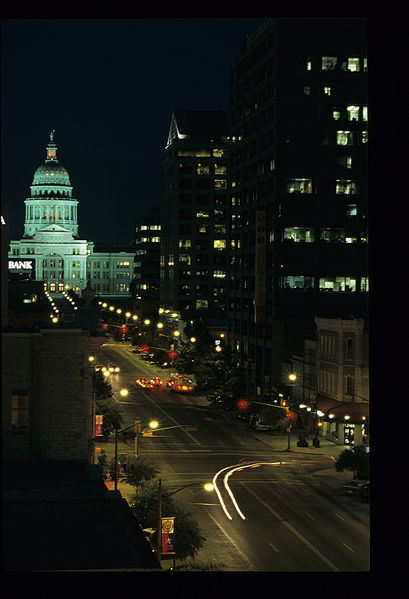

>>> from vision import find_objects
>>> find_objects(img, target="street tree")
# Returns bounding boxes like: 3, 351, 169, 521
129, 478, 205, 561
335, 445, 369, 479
116, 456, 159, 489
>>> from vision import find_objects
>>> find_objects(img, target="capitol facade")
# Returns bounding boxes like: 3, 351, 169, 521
8, 132, 134, 296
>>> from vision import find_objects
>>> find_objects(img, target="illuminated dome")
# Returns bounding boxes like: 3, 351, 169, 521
32, 163, 71, 186
31, 130, 71, 187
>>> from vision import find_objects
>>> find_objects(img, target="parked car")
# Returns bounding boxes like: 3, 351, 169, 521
342, 479, 370, 497
255, 420, 281, 431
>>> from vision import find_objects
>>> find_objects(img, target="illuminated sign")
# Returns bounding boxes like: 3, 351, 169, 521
1, 215, 6, 225
8, 259, 35, 271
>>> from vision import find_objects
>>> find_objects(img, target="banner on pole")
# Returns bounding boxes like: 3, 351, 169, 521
95, 415, 103, 436
161, 517, 175, 554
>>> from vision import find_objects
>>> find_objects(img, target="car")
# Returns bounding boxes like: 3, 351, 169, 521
108, 363, 120, 373
255, 420, 281, 431
342, 479, 370, 497
150, 377, 163, 388
168, 376, 194, 393
136, 377, 153, 389
206, 390, 224, 402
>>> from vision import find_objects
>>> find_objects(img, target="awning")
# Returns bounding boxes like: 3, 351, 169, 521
315, 395, 369, 424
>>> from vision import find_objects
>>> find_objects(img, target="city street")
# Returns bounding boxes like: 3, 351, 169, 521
94, 341, 370, 572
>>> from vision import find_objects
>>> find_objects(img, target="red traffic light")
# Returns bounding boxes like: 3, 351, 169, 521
286, 410, 295, 420
140, 344, 150, 354
238, 399, 249, 410
120, 325, 128, 334
168, 349, 177, 359
317, 421, 323, 428
101, 323, 108, 329
281, 399, 287, 407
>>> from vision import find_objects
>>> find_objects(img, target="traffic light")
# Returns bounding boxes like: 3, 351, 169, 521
280, 399, 287, 407
317, 421, 323, 428
238, 399, 249, 411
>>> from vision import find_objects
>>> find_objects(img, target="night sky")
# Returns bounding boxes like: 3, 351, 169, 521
1, 18, 264, 246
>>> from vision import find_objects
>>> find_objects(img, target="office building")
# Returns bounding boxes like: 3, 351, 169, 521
132, 205, 161, 317
227, 18, 368, 395
160, 110, 231, 329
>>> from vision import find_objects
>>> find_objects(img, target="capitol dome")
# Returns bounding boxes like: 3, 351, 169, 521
32, 163, 71, 186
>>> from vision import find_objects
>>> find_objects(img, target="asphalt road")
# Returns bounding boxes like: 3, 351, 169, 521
95, 341, 370, 572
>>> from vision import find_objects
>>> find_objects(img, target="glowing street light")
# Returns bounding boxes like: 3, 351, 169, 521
149, 420, 159, 429
215, 345, 222, 352
173, 330, 180, 337
119, 388, 129, 397
157, 322, 164, 329
132, 315, 138, 321
190, 337, 196, 343
88, 356, 95, 363
289, 373, 297, 382
144, 319, 151, 325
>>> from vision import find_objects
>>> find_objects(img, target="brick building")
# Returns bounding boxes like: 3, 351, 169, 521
2, 327, 100, 461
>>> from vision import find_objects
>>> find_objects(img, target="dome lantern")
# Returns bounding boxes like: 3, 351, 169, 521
46, 130, 58, 163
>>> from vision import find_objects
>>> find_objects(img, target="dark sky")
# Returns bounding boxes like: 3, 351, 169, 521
1, 18, 264, 246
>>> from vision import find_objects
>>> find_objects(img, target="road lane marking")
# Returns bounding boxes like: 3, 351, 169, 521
208, 512, 255, 570
342, 542, 354, 552
305, 512, 316, 520
269, 542, 279, 553
334, 513, 345, 521
140, 390, 201, 445
242, 484, 339, 572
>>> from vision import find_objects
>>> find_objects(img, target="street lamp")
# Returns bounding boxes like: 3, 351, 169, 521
286, 373, 297, 451
113, 410, 158, 490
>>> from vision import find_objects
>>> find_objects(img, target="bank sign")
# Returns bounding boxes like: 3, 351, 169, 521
8, 259, 35, 272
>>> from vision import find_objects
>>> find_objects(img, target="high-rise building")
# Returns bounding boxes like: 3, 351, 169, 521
132, 205, 161, 318
8, 131, 134, 298
160, 110, 231, 329
227, 18, 368, 394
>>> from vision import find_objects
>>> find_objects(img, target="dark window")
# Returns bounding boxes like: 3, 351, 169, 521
11, 392, 29, 429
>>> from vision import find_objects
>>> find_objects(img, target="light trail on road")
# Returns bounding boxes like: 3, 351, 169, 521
212, 461, 287, 520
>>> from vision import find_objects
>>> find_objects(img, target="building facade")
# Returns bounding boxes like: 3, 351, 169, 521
227, 18, 368, 394
314, 316, 369, 445
2, 327, 99, 461
132, 205, 161, 318
8, 131, 134, 297
160, 110, 231, 328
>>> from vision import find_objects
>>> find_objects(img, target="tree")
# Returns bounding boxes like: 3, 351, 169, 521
115, 456, 158, 489
93, 370, 122, 436
335, 445, 369, 479
129, 478, 206, 561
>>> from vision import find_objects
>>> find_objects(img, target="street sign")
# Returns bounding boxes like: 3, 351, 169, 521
168, 349, 177, 359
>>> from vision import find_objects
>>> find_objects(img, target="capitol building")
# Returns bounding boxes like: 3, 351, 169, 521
8, 131, 134, 297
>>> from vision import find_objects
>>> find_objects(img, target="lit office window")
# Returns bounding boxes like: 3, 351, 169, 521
285, 178, 312, 194
336, 180, 356, 194
319, 277, 356, 292
346, 204, 358, 217
347, 106, 360, 121
283, 227, 314, 242
280, 276, 314, 290
321, 56, 338, 70
214, 239, 226, 250
348, 57, 360, 72
215, 179, 227, 190
320, 228, 345, 242
197, 164, 210, 175
337, 131, 354, 146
